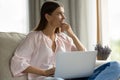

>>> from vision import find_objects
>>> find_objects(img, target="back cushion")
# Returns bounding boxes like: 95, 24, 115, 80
0, 32, 27, 80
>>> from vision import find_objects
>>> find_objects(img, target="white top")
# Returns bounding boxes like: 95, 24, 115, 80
11, 31, 77, 80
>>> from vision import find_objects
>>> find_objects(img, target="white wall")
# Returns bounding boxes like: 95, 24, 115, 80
60, 0, 97, 50
74, 0, 97, 50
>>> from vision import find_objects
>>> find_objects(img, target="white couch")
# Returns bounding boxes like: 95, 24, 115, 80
0, 32, 107, 80
0, 32, 27, 80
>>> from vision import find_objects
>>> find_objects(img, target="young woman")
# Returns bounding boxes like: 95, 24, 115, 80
11, 1, 120, 80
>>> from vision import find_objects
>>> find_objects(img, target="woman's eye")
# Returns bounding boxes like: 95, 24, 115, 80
59, 13, 64, 16
56, 13, 61, 15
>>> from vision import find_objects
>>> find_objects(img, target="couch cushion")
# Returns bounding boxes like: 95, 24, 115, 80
0, 32, 27, 80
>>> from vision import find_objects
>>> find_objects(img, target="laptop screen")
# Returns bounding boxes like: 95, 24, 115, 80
54, 51, 97, 79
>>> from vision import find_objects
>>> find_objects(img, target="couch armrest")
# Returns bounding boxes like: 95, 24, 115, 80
0, 32, 27, 80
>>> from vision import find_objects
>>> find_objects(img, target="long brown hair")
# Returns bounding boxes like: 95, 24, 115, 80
34, 1, 63, 33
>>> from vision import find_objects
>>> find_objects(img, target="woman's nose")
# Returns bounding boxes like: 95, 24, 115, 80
62, 14, 66, 19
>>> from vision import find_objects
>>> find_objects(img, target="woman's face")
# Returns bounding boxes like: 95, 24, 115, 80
47, 7, 66, 28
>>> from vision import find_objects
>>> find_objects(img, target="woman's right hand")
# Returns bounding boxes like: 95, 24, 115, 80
22, 66, 55, 77
43, 67, 55, 76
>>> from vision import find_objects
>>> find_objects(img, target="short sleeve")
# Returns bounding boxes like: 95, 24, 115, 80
58, 33, 78, 51
10, 32, 35, 76
66, 35, 78, 51
67, 36, 78, 51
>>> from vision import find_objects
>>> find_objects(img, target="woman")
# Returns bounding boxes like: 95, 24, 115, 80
11, 1, 120, 80
11, 1, 86, 80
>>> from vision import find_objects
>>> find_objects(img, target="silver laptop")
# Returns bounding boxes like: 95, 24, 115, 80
54, 51, 97, 79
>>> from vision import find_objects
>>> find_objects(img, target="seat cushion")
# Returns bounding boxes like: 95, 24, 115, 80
0, 32, 27, 80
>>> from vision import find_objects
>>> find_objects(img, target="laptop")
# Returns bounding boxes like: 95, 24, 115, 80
54, 51, 97, 79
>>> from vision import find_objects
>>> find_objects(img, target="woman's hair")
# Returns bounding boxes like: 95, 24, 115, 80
34, 1, 63, 33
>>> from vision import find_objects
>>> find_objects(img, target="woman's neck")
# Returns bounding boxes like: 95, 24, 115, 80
42, 26, 56, 41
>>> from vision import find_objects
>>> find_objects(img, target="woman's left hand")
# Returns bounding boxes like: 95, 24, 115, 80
61, 23, 72, 33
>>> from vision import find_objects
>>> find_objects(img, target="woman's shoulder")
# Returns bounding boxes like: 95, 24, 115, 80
25, 31, 43, 41
25, 31, 43, 42
27, 31, 42, 37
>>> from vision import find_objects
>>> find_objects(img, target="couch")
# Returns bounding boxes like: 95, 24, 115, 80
0, 32, 27, 80
0, 32, 107, 80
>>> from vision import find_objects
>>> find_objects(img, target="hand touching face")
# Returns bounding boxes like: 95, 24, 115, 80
61, 22, 72, 32
46, 6, 72, 33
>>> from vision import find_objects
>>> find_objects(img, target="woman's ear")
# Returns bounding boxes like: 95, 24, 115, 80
45, 14, 50, 22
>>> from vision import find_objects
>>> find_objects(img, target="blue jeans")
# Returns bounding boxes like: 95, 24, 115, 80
66, 61, 120, 80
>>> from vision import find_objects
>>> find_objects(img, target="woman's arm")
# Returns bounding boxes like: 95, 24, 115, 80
67, 29, 86, 51
61, 23, 86, 51
22, 66, 55, 76
11, 32, 55, 77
